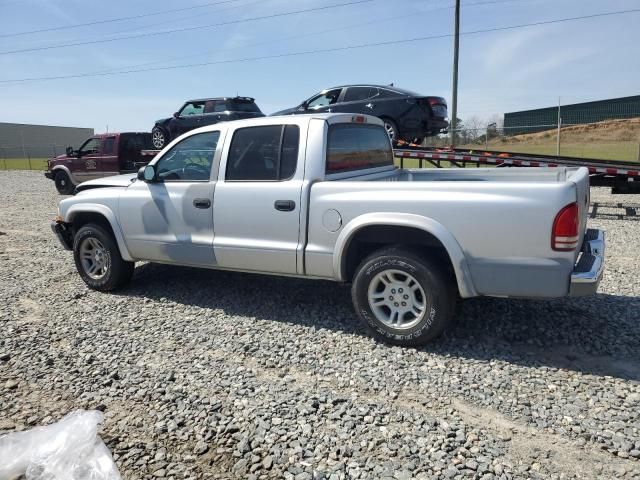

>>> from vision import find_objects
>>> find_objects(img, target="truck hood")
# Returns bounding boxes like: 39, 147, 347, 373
75, 173, 137, 193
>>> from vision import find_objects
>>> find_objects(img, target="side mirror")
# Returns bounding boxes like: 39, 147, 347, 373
299, 102, 308, 111
138, 165, 156, 182
65, 146, 73, 156
173, 112, 179, 118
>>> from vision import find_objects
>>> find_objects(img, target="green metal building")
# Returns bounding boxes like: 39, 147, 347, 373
503, 95, 640, 135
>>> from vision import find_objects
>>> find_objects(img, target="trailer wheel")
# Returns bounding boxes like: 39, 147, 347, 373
54, 170, 74, 195
151, 127, 167, 149
352, 246, 455, 347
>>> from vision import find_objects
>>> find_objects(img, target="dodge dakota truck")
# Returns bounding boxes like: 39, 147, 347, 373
51, 113, 605, 346
45, 132, 154, 194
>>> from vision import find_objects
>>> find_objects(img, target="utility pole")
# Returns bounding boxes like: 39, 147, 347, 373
450, 0, 460, 147
556, 97, 561, 157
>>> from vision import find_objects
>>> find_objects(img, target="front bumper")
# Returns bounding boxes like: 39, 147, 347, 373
51, 221, 73, 250
44, 170, 54, 180
570, 229, 605, 296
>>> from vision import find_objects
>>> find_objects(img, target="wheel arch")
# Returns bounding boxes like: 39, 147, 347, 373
66, 205, 134, 262
51, 165, 78, 185
334, 213, 477, 298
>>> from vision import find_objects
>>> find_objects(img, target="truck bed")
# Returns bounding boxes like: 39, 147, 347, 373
306, 166, 590, 298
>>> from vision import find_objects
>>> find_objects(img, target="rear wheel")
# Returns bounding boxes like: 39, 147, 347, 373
73, 223, 134, 291
54, 170, 74, 195
151, 127, 167, 149
352, 246, 455, 347
382, 118, 399, 142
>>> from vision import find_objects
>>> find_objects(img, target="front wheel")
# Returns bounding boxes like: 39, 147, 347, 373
351, 247, 455, 347
54, 170, 74, 195
73, 223, 134, 291
151, 127, 167, 149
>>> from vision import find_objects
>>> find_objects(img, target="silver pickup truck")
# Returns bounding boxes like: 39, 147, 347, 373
52, 113, 605, 346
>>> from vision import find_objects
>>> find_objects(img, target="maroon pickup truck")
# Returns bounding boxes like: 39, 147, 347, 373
45, 132, 155, 194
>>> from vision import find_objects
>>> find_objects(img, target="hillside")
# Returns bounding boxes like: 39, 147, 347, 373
477, 118, 640, 162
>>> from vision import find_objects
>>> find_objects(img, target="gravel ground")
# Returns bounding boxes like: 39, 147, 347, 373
0, 170, 639, 480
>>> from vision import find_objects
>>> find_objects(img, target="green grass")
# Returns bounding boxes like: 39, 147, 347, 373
0, 158, 48, 170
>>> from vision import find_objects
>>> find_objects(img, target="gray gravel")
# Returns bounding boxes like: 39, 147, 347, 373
0, 170, 639, 479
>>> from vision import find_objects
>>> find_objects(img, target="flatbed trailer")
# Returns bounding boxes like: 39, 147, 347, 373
393, 144, 640, 194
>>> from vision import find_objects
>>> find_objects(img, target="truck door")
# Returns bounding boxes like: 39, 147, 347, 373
100, 135, 118, 177
118, 130, 221, 265
73, 136, 102, 181
213, 123, 303, 275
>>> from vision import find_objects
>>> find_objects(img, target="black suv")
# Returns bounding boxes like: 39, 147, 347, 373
151, 97, 264, 149
272, 85, 448, 142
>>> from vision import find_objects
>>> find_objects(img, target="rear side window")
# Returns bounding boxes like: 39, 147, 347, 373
103, 137, 115, 154
229, 100, 261, 113
204, 100, 226, 113
226, 125, 299, 181
327, 124, 393, 174
343, 87, 377, 102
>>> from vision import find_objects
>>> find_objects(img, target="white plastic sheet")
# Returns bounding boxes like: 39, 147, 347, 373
0, 410, 121, 480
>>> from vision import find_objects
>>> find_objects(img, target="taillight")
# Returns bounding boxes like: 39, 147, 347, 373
552, 202, 579, 251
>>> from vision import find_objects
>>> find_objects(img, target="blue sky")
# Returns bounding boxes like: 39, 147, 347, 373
0, 0, 638, 132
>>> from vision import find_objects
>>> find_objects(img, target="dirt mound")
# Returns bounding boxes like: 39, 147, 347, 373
502, 118, 640, 145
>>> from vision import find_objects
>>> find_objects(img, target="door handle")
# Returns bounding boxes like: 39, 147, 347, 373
193, 198, 211, 209
365, 103, 374, 109
274, 200, 295, 212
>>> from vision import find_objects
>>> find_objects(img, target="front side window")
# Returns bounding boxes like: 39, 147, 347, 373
226, 125, 299, 181
327, 124, 393, 174
155, 131, 220, 181
307, 88, 342, 108
179, 102, 205, 116
79, 137, 101, 155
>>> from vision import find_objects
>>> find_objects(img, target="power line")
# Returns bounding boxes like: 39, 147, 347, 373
0, 0, 246, 38
54, 0, 536, 78
2, 7, 638, 84
0, 0, 373, 55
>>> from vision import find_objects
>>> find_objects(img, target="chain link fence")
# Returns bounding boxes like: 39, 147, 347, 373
0, 144, 69, 170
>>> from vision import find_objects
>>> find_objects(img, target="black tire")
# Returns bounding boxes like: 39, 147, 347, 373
382, 118, 399, 142
54, 170, 74, 195
151, 126, 167, 149
351, 246, 456, 347
73, 223, 134, 291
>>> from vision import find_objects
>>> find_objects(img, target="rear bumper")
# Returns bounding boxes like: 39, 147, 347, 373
570, 229, 605, 296
51, 221, 73, 250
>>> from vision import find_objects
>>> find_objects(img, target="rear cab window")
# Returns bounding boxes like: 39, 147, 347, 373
326, 124, 393, 174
